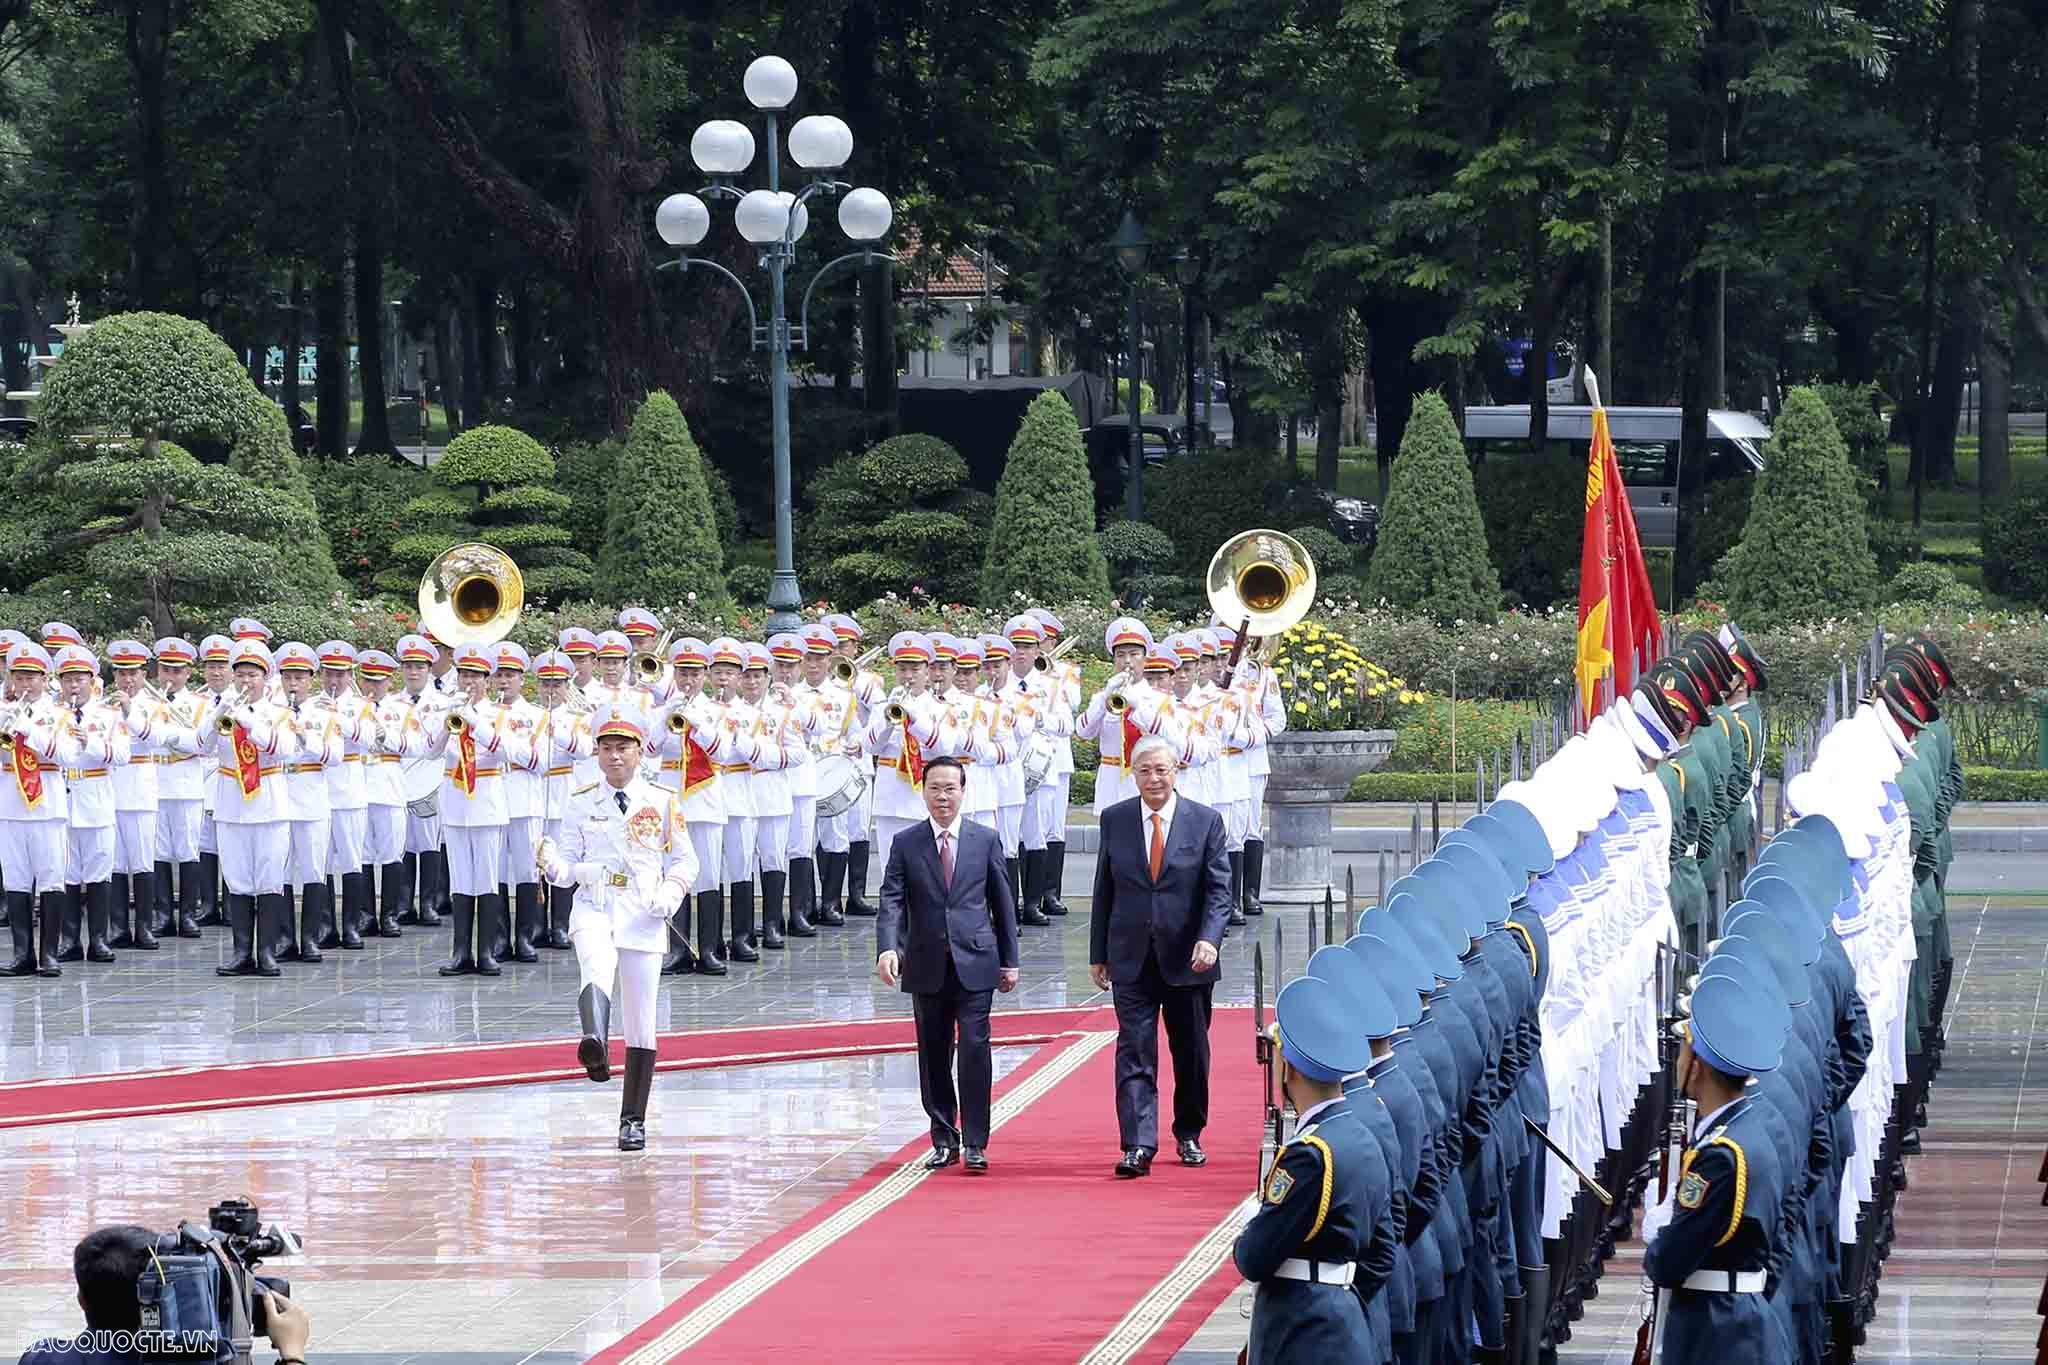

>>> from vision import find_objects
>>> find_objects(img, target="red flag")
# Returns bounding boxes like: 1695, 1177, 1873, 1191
1576, 405, 1661, 722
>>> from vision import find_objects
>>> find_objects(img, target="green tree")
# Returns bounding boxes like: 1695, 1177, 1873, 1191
1713, 386, 1879, 623
980, 391, 1111, 604
805, 435, 993, 606
593, 393, 729, 610
1363, 392, 1500, 624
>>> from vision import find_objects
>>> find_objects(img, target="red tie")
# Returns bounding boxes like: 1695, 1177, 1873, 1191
1149, 813, 1165, 881
939, 830, 954, 887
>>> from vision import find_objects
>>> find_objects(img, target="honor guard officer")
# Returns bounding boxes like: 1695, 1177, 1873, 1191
1642, 968, 1793, 1365
618, 607, 662, 661
430, 644, 508, 976
588, 631, 637, 706
212, 640, 299, 978
149, 636, 210, 939
358, 649, 410, 938
274, 643, 340, 963
652, 636, 752, 974
704, 639, 756, 964
1, 643, 80, 977
821, 613, 882, 919
1235, 974, 1387, 1365
538, 704, 696, 1151
558, 626, 599, 694
1079, 617, 1154, 812
315, 641, 375, 949
105, 640, 170, 950
55, 645, 130, 964
741, 641, 806, 953
866, 632, 945, 884
795, 624, 853, 931
393, 633, 448, 927
491, 643, 549, 962
1001, 615, 1060, 923
1229, 615, 1287, 920
768, 632, 825, 940
1025, 608, 1082, 920
532, 649, 593, 949
191, 634, 236, 926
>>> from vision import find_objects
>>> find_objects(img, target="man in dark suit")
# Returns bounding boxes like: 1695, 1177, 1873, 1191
876, 755, 1019, 1173
1090, 733, 1233, 1177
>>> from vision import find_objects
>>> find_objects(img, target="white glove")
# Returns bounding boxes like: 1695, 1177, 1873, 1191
571, 861, 604, 890
1639, 1186, 1676, 1243
535, 837, 568, 886
653, 879, 684, 918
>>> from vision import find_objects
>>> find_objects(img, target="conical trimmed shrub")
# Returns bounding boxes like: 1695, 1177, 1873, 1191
1713, 386, 1878, 622
594, 392, 730, 610
1363, 391, 1500, 623
981, 391, 1111, 604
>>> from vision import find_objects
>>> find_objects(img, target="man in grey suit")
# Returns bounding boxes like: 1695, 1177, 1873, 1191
877, 756, 1019, 1173
1089, 734, 1233, 1178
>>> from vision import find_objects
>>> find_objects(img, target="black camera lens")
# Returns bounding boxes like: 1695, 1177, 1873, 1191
208, 1198, 261, 1237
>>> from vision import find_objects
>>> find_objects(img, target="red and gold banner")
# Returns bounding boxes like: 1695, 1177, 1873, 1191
681, 735, 715, 798
232, 725, 264, 798
452, 729, 478, 797
10, 733, 43, 809
895, 723, 925, 789
1576, 406, 1662, 721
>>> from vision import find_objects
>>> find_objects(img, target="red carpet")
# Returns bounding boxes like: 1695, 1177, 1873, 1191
592, 1005, 1259, 1365
0, 1006, 1103, 1131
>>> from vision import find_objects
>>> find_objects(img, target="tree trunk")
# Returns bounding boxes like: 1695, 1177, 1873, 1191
459, 283, 484, 429
314, 254, 350, 458
1978, 304, 2011, 504
510, 284, 535, 390
472, 273, 498, 397
432, 305, 461, 438
1925, 310, 1972, 485
354, 207, 395, 455
125, 0, 176, 310
1364, 300, 1419, 507
861, 255, 899, 433
1309, 314, 1347, 490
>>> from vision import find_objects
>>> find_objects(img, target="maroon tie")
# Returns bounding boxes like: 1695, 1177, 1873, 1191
939, 830, 954, 887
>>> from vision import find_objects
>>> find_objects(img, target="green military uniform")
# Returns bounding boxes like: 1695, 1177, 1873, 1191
1890, 746, 1940, 1055
1662, 751, 1710, 955
1723, 699, 1764, 876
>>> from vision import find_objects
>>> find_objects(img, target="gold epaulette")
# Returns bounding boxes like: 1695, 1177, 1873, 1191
572, 782, 598, 796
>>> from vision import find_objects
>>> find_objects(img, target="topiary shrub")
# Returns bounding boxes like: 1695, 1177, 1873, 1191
1983, 492, 2048, 605
806, 433, 989, 605
1100, 520, 1176, 581
312, 456, 431, 594
1363, 391, 1502, 623
593, 392, 730, 611
556, 438, 622, 546
1284, 526, 1352, 579
1712, 386, 1879, 623
981, 391, 1113, 605
1814, 382, 1888, 493
1473, 445, 1582, 608
426, 423, 591, 602
1886, 561, 1981, 612
1142, 450, 1284, 580
433, 423, 557, 488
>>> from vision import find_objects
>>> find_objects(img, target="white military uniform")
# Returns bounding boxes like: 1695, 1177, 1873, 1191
864, 686, 945, 881
63, 694, 131, 889
153, 689, 213, 867
0, 695, 78, 894
209, 695, 299, 896
543, 774, 696, 1049
321, 688, 375, 879
423, 692, 506, 896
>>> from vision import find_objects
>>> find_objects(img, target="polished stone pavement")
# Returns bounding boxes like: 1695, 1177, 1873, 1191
2, 850, 2042, 1363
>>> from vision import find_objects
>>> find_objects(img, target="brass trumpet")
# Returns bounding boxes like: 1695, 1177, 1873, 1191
833, 645, 884, 684
666, 710, 691, 735
1105, 692, 1130, 716
633, 652, 666, 684
884, 701, 910, 725
1032, 638, 1079, 673
446, 709, 470, 735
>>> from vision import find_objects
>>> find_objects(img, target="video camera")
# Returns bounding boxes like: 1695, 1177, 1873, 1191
137, 1198, 302, 1365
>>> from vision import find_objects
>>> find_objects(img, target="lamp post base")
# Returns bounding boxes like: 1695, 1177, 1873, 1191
1261, 802, 1336, 906
765, 569, 804, 636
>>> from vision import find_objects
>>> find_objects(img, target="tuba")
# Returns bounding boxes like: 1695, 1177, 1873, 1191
1205, 528, 1318, 667
418, 542, 525, 649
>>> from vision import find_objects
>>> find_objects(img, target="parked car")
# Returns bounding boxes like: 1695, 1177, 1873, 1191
0, 416, 37, 444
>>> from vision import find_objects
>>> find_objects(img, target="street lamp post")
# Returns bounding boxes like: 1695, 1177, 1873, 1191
654, 55, 894, 634
1111, 211, 1149, 523
1175, 249, 1199, 454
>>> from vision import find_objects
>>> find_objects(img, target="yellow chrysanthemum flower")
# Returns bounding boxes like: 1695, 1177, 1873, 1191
1294, 701, 1309, 714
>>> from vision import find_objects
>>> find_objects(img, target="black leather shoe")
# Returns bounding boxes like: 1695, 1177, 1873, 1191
924, 1145, 960, 1170
618, 1117, 646, 1152
1115, 1148, 1153, 1179
1177, 1138, 1207, 1167
963, 1147, 988, 1173
1018, 902, 1051, 927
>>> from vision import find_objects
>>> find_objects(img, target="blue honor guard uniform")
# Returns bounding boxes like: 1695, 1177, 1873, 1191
1234, 976, 1383, 1365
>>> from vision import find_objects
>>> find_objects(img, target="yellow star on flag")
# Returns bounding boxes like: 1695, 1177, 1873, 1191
1575, 597, 1611, 717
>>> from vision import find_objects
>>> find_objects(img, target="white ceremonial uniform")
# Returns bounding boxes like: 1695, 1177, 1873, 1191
748, 692, 804, 875
926, 688, 997, 823
0, 699, 79, 892
652, 693, 748, 890
194, 685, 234, 857
863, 690, 945, 878
423, 698, 506, 896
779, 687, 826, 868
1243, 661, 1286, 836
152, 691, 212, 865
800, 676, 862, 856
394, 688, 444, 855
986, 684, 1029, 858
1077, 681, 1184, 812
540, 705, 595, 842
1047, 656, 1083, 826
1208, 675, 1256, 851
367, 692, 420, 866
496, 694, 549, 885
281, 699, 342, 889
844, 667, 886, 846
716, 693, 761, 886
63, 697, 131, 887
322, 691, 375, 876
543, 776, 695, 1049
110, 694, 166, 876
1009, 667, 1067, 854
208, 700, 299, 896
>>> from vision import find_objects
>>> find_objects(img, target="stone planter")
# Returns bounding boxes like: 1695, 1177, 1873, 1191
1262, 729, 1397, 906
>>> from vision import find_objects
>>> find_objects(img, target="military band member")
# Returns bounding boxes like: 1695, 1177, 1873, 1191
618, 607, 662, 661
532, 649, 592, 950
975, 633, 1030, 912
559, 626, 600, 694
55, 646, 128, 963
740, 641, 805, 953
769, 632, 825, 940
823, 613, 882, 918
588, 630, 636, 703
104, 641, 163, 950
1081, 618, 1171, 812
394, 633, 448, 928
1, 643, 79, 977
866, 631, 946, 884
427, 644, 507, 976
1026, 609, 1081, 918
192, 633, 235, 926
212, 641, 298, 978
358, 649, 409, 938
652, 638, 743, 975
999, 615, 1061, 925
316, 641, 376, 949
537, 704, 695, 1151
1203, 626, 1257, 927
937, 637, 1000, 837
492, 642, 549, 962
148, 637, 209, 939
272, 643, 338, 963
797, 624, 852, 930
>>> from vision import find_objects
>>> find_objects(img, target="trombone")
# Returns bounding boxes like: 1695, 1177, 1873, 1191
633, 627, 676, 684
1032, 638, 1079, 673
833, 645, 884, 685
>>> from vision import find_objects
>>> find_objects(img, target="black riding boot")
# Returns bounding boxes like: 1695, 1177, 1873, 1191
1519, 1266, 1549, 1365
252, 894, 285, 977
297, 883, 328, 963
695, 891, 728, 976
1014, 855, 1050, 925
491, 883, 511, 960
85, 881, 118, 962
127, 871, 164, 949
317, 876, 342, 949
1243, 838, 1267, 915
427, 849, 452, 922
416, 850, 446, 927
661, 905, 697, 975
149, 860, 175, 937
215, 894, 258, 977
511, 883, 542, 963
195, 851, 224, 926
36, 891, 64, 976
474, 894, 503, 976
786, 858, 817, 937
376, 861, 406, 936
439, 895, 479, 976
545, 885, 574, 949
726, 882, 759, 962
1, 892, 35, 976
274, 887, 302, 962
815, 849, 847, 925
1042, 840, 1071, 916
173, 861, 202, 937
1226, 851, 1247, 927
1021, 849, 1048, 927
56, 885, 83, 961
845, 841, 876, 916
760, 870, 787, 949
339, 871, 370, 948
577, 983, 612, 1081
398, 851, 423, 924
618, 1046, 657, 1151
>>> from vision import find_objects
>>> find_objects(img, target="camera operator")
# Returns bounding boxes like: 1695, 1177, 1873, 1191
18, 1227, 311, 1365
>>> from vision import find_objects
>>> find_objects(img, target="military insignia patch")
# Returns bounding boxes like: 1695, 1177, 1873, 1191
1265, 1166, 1295, 1204
626, 805, 663, 848
1677, 1171, 1709, 1210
